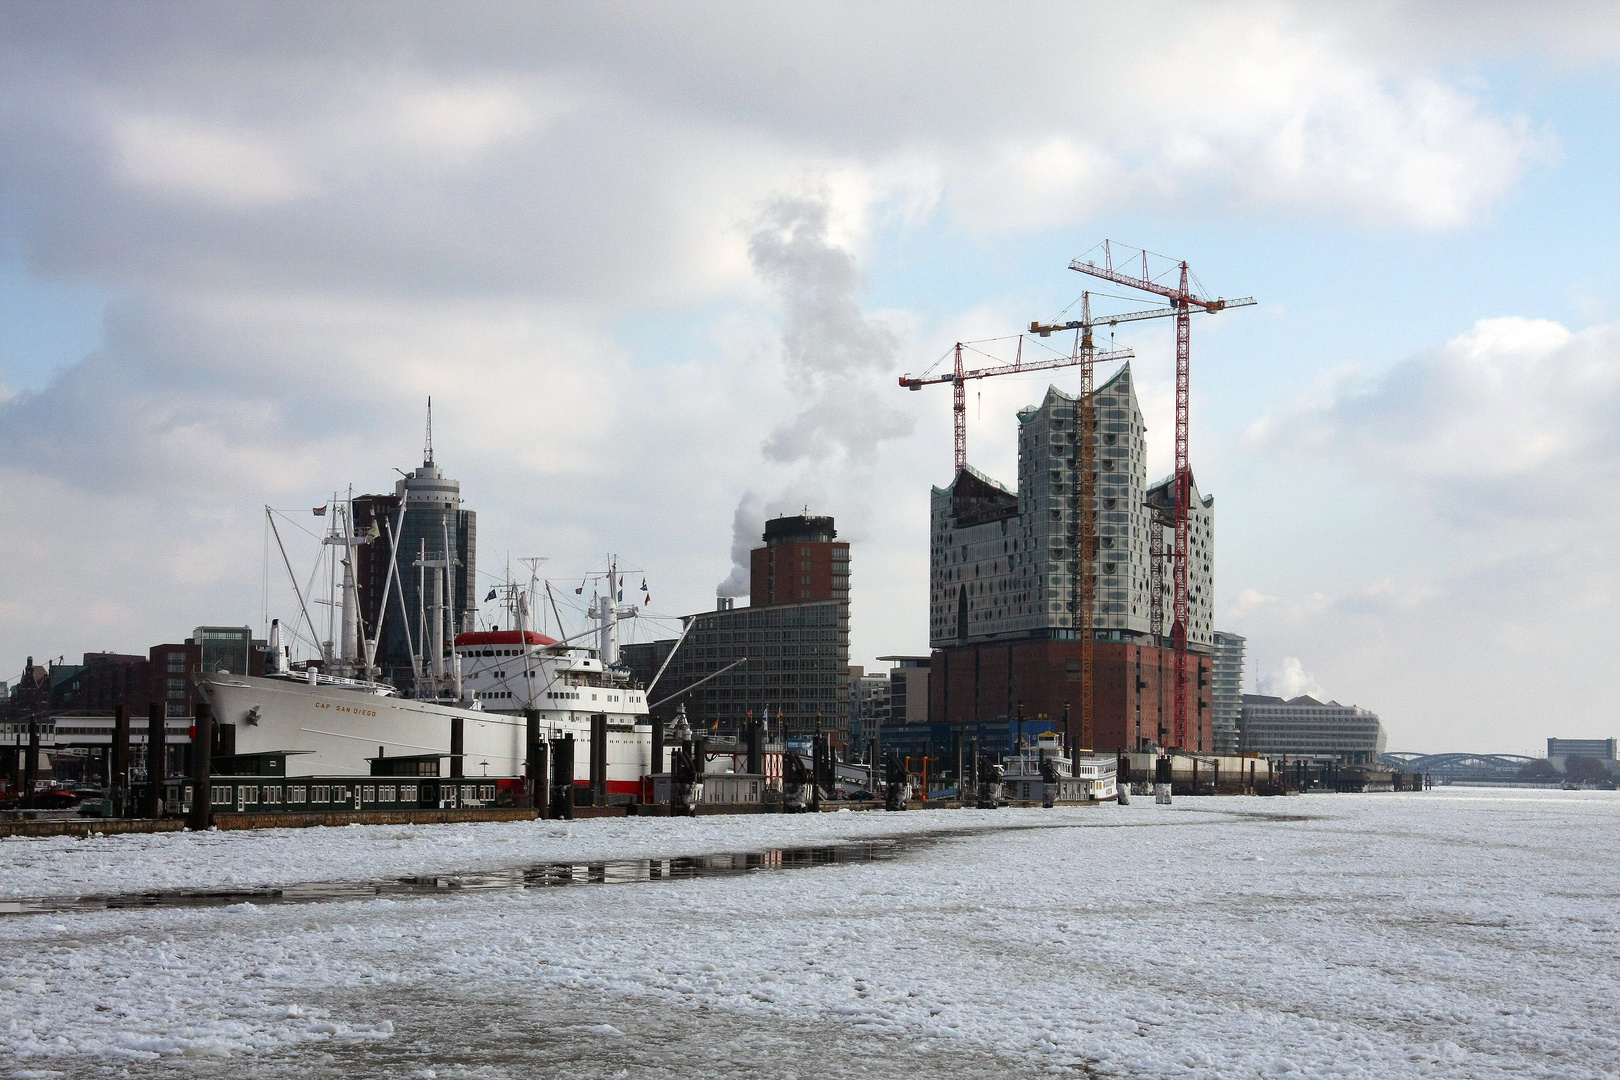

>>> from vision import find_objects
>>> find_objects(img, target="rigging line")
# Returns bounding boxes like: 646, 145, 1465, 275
261, 512, 270, 640
1055, 287, 1161, 315
381, 516, 422, 684
267, 509, 323, 652
280, 622, 321, 654
545, 581, 569, 639
266, 509, 324, 543
364, 500, 408, 672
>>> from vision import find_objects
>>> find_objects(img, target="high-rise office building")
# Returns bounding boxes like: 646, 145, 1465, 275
620, 514, 850, 746
750, 515, 849, 605
353, 447, 477, 694
1211, 631, 1246, 754
849, 666, 891, 746
926, 365, 1215, 751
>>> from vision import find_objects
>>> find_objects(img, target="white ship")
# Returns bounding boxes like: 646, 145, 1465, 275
200, 488, 656, 795
1001, 730, 1117, 804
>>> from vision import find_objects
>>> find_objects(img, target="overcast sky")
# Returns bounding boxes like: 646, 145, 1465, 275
3, 2, 1617, 755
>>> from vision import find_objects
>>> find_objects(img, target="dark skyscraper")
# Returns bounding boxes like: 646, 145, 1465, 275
353, 435, 476, 694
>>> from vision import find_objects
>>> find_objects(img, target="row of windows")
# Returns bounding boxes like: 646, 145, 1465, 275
205, 782, 505, 808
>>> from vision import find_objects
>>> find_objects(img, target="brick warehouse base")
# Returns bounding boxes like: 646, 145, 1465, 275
928, 639, 1213, 752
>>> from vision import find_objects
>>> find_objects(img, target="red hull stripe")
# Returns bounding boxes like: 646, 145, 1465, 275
572, 780, 643, 795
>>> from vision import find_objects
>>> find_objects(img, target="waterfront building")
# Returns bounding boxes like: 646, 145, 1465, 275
848, 666, 890, 746
150, 640, 204, 721
79, 653, 150, 712
1238, 694, 1386, 764
881, 655, 931, 726
620, 514, 851, 747
1211, 631, 1245, 754
1547, 738, 1616, 760
926, 366, 1214, 751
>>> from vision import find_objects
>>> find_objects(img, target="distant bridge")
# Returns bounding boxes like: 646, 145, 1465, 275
1380, 752, 1537, 782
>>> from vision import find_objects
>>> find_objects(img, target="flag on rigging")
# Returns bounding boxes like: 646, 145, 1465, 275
485, 589, 498, 602
312, 506, 326, 516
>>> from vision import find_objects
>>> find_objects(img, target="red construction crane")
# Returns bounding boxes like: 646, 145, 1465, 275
1065, 241, 1253, 751
900, 335, 1133, 474
901, 315, 1129, 756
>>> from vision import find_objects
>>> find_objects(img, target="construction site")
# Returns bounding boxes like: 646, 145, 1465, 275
900, 241, 1258, 776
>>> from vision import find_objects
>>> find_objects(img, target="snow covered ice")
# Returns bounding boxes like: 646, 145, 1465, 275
2, 789, 1618, 1078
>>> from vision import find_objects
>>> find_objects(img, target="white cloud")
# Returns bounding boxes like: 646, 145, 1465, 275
1226, 316, 1620, 751
111, 114, 315, 207
1245, 316, 1620, 525
390, 84, 546, 158
0, 2, 1589, 701
1227, 587, 1277, 620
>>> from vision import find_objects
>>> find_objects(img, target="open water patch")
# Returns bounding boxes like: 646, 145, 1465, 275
0, 839, 910, 916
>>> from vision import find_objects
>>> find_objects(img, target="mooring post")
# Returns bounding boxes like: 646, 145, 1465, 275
746, 718, 763, 778
188, 702, 213, 830
651, 712, 665, 778
551, 733, 574, 819
524, 708, 541, 810
147, 703, 166, 817
590, 713, 608, 806
112, 703, 131, 816
954, 730, 964, 804
23, 717, 40, 810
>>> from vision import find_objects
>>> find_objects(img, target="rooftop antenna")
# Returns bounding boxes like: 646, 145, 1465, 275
424, 396, 434, 467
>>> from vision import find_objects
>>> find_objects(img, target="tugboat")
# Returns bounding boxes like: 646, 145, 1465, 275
1001, 731, 1117, 804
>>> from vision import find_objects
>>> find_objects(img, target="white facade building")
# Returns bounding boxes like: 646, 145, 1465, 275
929, 364, 1214, 651
1211, 631, 1246, 754
1239, 694, 1387, 764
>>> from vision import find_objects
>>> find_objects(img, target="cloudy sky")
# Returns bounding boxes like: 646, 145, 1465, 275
3, 2, 1617, 754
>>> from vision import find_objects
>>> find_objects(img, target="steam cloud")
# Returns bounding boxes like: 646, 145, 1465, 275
716, 191, 913, 597
1258, 656, 1325, 700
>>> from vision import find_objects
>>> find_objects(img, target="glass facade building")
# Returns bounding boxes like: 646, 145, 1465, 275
1238, 693, 1386, 764
353, 455, 476, 693
1211, 631, 1245, 754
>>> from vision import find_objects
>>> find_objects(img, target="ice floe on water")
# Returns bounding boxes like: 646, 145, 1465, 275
0, 789, 1616, 1078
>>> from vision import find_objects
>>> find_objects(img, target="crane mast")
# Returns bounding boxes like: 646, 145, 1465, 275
901, 251, 1250, 756
1065, 241, 1252, 751
1074, 304, 1095, 751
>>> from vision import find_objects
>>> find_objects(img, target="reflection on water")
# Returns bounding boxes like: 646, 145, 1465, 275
0, 841, 903, 916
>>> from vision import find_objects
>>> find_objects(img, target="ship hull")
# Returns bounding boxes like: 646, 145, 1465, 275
200, 673, 649, 791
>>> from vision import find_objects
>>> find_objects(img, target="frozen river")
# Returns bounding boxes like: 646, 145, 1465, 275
3, 789, 1617, 1078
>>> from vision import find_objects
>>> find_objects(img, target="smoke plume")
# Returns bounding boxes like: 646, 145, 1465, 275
716, 190, 913, 597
